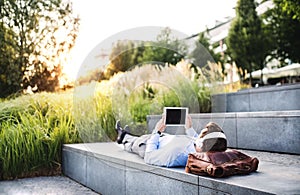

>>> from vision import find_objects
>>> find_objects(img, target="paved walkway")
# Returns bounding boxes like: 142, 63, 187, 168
0, 176, 99, 195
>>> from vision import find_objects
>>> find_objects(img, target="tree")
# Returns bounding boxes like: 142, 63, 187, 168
105, 40, 142, 78
263, 0, 300, 65
226, 0, 268, 86
191, 32, 222, 68
139, 27, 188, 66
0, 0, 79, 97
0, 22, 20, 97
104, 28, 188, 79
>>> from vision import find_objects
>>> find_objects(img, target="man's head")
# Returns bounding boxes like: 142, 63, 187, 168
195, 122, 227, 152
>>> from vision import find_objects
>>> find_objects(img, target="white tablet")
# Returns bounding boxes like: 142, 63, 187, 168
164, 107, 188, 126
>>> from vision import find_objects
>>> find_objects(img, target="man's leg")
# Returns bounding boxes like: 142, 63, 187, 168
123, 134, 152, 158
115, 120, 151, 158
122, 134, 138, 152
130, 134, 152, 158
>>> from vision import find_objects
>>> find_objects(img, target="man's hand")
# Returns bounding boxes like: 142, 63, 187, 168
155, 115, 166, 133
185, 115, 192, 129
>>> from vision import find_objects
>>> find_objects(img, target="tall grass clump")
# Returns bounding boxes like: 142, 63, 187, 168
73, 83, 117, 142
0, 92, 81, 179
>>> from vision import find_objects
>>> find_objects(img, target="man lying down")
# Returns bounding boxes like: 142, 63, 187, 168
115, 115, 258, 177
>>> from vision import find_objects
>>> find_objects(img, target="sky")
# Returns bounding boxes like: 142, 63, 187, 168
65, 0, 238, 80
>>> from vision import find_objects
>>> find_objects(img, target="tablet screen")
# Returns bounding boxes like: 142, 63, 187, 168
164, 107, 188, 126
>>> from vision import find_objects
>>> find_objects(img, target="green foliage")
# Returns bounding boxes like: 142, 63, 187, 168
139, 27, 187, 66
161, 91, 181, 108
279, 0, 300, 21
0, 0, 79, 97
129, 83, 156, 123
105, 40, 143, 79
191, 81, 212, 113
74, 90, 116, 143
0, 22, 21, 97
0, 92, 81, 179
227, 0, 269, 85
262, 0, 300, 64
104, 27, 188, 79
191, 32, 222, 68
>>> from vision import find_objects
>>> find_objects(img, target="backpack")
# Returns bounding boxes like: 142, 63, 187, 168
185, 149, 259, 177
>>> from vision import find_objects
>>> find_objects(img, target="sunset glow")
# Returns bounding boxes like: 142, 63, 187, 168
62, 0, 238, 82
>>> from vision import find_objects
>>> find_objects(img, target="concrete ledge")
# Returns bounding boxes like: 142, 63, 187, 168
146, 111, 300, 154
212, 83, 300, 112
62, 143, 300, 195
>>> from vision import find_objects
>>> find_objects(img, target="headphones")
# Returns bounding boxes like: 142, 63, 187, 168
195, 138, 204, 148
195, 132, 226, 148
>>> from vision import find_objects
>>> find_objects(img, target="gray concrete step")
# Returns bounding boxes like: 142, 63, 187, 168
212, 83, 300, 112
62, 143, 300, 195
147, 111, 300, 154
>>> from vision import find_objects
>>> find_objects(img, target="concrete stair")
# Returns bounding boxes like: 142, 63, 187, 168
147, 111, 300, 155
62, 83, 300, 194
62, 143, 300, 195
212, 83, 300, 112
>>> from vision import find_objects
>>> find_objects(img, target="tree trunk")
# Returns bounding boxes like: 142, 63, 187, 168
249, 62, 253, 87
260, 70, 264, 86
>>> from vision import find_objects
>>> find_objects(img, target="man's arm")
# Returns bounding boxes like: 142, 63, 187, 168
146, 117, 166, 153
145, 133, 160, 153
144, 116, 170, 166
186, 127, 198, 138
185, 115, 198, 138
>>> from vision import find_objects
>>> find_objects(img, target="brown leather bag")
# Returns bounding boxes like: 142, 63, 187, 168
185, 149, 259, 177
